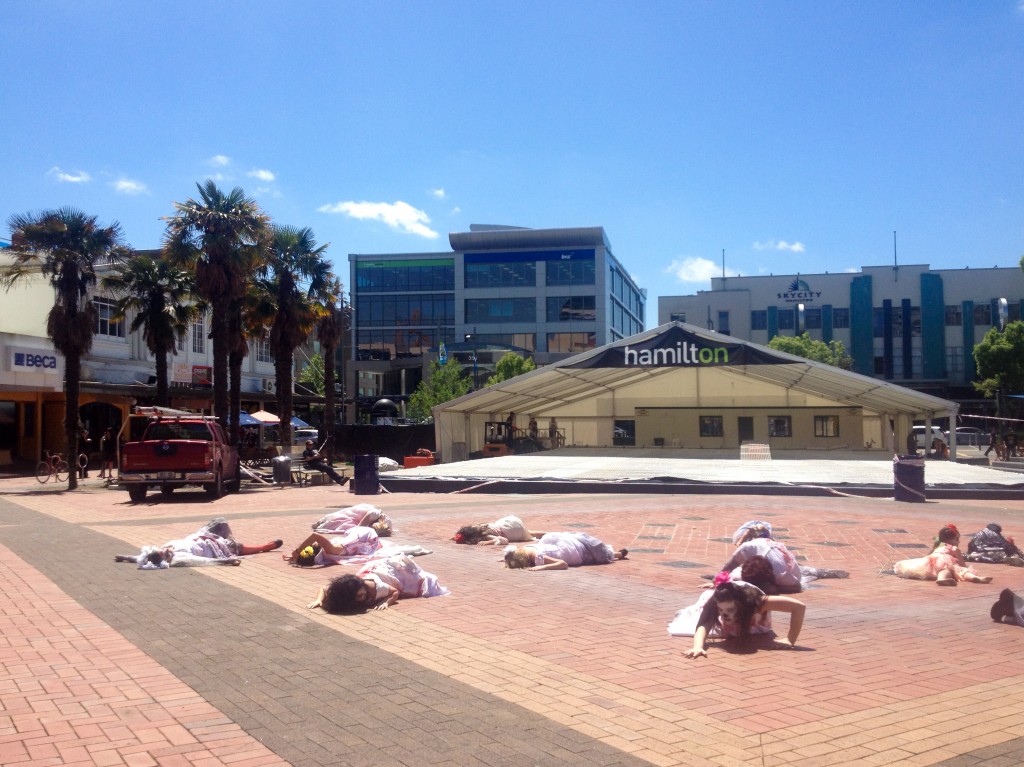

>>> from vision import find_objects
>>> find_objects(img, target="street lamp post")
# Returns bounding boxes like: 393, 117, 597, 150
465, 331, 478, 390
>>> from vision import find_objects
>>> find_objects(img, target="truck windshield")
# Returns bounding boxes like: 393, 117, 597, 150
147, 423, 213, 441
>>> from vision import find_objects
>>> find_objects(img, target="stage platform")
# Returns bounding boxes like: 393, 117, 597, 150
379, 447, 1024, 499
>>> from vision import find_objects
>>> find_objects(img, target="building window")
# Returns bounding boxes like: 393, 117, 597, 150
804, 307, 822, 330
355, 260, 454, 292
93, 298, 125, 338
192, 315, 205, 354
464, 260, 536, 288
946, 346, 962, 378
1009, 302, 1021, 324
814, 415, 840, 437
546, 295, 596, 322
176, 333, 186, 353
751, 310, 767, 330
465, 297, 536, 324
974, 304, 992, 326
768, 416, 792, 438
717, 311, 730, 335
671, 312, 687, 323
944, 305, 962, 326
546, 258, 595, 286
777, 309, 794, 330
474, 333, 537, 351
873, 356, 885, 375
832, 308, 850, 329
255, 339, 273, 363
699, 415, 724, 437
547, 332, 596, 353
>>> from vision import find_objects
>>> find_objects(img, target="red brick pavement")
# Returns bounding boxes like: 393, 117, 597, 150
3, 475, 1024, 766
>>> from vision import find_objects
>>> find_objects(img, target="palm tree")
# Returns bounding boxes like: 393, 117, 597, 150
101, 254, 198, 406
163, 181, 270, 431
1, 207, 130, 490
255, 226, 333, 446
316, 280, 351, 448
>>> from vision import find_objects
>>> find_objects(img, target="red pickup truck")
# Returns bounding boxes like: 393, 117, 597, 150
119, 416, 241, 503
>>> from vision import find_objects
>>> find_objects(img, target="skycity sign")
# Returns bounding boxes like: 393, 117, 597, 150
777, 278, 822, 303
565, 325, 787, 369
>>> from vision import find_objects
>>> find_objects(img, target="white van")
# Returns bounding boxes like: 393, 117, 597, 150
911, 425, 947, 450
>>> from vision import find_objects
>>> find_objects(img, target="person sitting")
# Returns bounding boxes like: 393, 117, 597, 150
307, 553, 449, 613
895, 524, 993, 586
928, 437, 949, 460
503, 532, 627, 570
114, 517, 282, 568
966, 523, 1024, 565
301, 440, 349, 487
453, 515, 544, 545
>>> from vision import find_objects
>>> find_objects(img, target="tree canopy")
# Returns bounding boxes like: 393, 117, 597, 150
767, 332, 853, 369
973, 321, 1024, 399
485, 351, 537, 386
408, 359, 472, 421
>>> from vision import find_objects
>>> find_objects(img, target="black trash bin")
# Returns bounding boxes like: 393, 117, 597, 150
353, 454, 380, 495
893, 454, 926, 503
271, 455, 292, 484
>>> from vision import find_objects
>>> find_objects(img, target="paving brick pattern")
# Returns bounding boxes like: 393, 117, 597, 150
2, 476, 1024, 766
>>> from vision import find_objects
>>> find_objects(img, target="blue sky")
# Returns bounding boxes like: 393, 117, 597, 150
2, 1, 1022, 327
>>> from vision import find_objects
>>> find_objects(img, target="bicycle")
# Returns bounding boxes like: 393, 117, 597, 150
36, 450, 70, 483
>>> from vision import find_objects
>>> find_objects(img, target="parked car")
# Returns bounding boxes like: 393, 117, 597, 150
943, 426, 989, 447
293, 428, 320, 446
911, 425, 947, 450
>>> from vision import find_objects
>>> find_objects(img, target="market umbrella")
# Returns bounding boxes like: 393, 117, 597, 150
231, 411, 262, 427
291, 415, 311, 428
248, 409, 280, 424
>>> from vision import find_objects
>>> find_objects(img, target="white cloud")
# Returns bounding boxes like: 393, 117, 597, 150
248, 168, 275, 182
205, 172, 227, 182
665, 256, 737, 284
112, 177, 148, 195
753, 239, 806, 253
48, 166, 90, 184
450, 206, 462, 215
429, 187, 446, 199
318, 200, 439, 239
209, 155, 231, 167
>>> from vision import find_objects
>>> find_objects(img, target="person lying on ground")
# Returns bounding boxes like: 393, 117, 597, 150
680, 580, 806, 659
966, 523, 1024, 565
671, 555, 782, 638
284, 527, 430, 567
114, 517, 282, 568
453, 515, 544, 545
895, 524, 993, 586
307, 554, 449, 613
503, 532, 627, 571
991, 588, 1024, 627
311, 503, 392, 537
720, 520, 848, 593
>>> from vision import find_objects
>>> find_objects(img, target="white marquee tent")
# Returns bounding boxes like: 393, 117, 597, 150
431, 322, 958, 461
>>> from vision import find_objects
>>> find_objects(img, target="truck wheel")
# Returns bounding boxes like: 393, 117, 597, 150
204, 471, 224, 499
160, 484, 175, 496
127, 485, 147, 504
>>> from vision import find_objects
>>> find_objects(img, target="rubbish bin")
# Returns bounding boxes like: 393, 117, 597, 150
893, 454, 926, 503
353, 454, 380, 495
271, 455, 292, 484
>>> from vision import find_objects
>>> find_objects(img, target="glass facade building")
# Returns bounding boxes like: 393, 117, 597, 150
348, 225, 645, 402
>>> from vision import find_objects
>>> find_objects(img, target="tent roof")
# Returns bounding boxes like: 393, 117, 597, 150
433, 321, 958, 419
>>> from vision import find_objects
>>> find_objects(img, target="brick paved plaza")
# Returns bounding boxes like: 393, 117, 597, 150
2, 474, 1024, 766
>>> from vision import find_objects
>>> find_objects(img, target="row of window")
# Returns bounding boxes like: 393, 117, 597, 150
354, 331, 595, 359
355, 263, 454, 293
744, 303, 1022, 334
749, 307, 850, 331
698, 415, 840, 438
356, 295, 455, 327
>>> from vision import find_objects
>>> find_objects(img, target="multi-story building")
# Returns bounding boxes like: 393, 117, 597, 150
658, 263, 1024, 405
347, 225, 646, 413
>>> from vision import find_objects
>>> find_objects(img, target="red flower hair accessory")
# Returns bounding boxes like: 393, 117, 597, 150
945, 523, 960, 535
454, 533, 465, 543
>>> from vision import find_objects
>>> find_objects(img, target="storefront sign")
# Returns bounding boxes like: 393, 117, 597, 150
777, 278, 822, 303
8, 345, 60, 372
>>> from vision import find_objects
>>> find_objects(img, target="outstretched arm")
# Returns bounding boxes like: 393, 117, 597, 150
762, 595, 805, 647
285, 533, 343, 564
373, 590, 401, 610
684, 625, 709, 659
114, 554, 139, 564
307, 586, 326, 610
529, 556, 568, 571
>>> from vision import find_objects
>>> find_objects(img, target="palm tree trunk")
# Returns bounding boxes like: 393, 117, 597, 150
229, 344, 243, 446
64, 350, 81, 491
322, 340, 336, 447
276, 350, 293, 447
211, 303, 229, 426
155, 350, 170, 406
